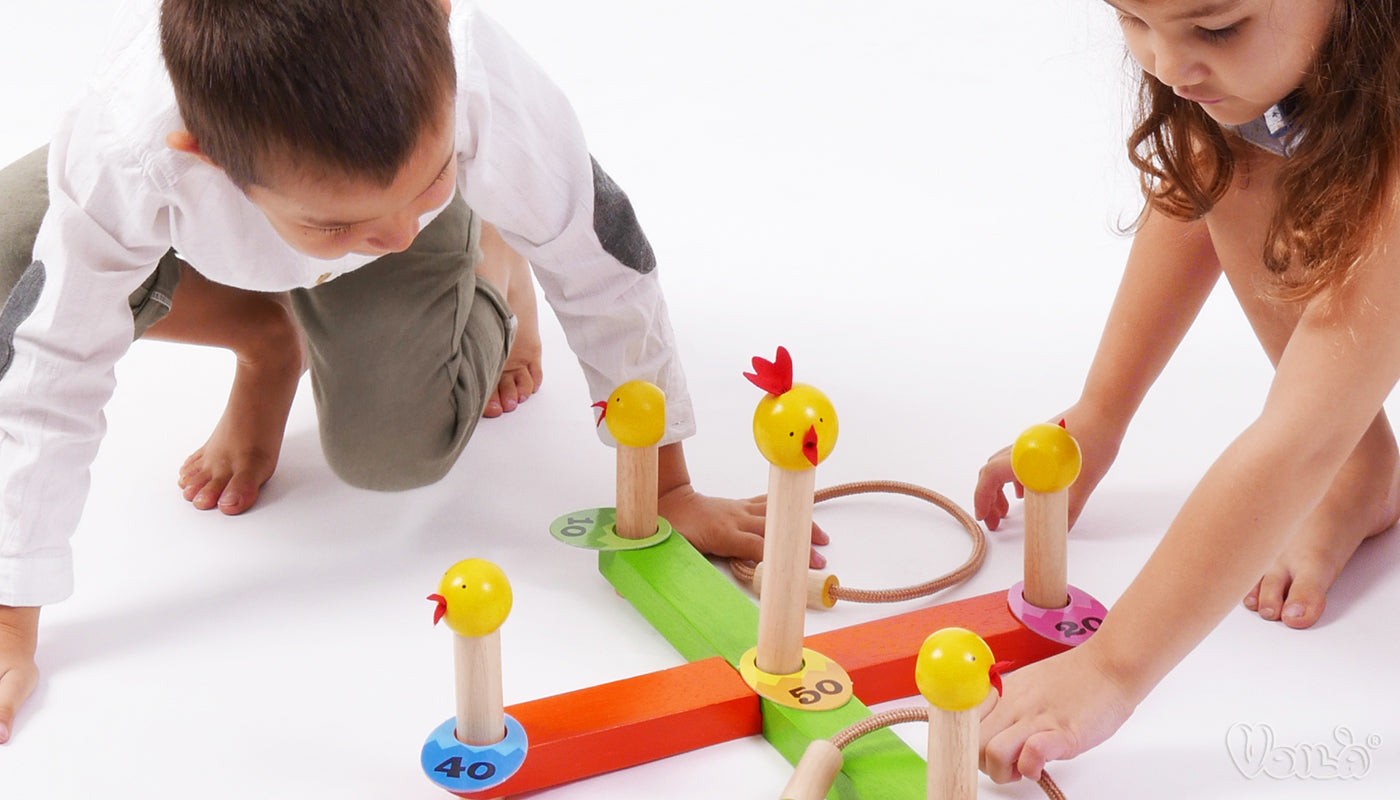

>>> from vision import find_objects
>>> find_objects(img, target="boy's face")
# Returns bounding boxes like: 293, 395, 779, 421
242, 117, 458, 260
1107, 0, 1336, 126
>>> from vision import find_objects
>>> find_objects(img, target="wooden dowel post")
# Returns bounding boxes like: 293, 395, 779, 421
916, 628, 998, 800
596, 380, 666, 539
1010, 422, 1081, 611
616, 443, 659, 539
926, 706, 977, 800
756, 464, 816, 675
780, 739, 844, 800
1022, 488, 1069, 609
454, 629, 505, 745
429, 559, 513, 748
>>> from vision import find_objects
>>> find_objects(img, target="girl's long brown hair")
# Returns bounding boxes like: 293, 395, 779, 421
1127, 1, 1400, 301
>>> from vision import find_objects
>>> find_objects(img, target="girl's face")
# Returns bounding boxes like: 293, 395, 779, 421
1108, 0, 1337, 126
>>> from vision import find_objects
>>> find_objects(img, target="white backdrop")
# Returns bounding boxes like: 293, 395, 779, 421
1, 2, 1397, 799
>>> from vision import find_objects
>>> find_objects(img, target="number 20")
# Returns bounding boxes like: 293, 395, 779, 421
1054, 616, 1102, 638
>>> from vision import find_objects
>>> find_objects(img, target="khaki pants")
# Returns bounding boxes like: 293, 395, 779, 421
290, 193, 515, 490
1, 146, 513, 493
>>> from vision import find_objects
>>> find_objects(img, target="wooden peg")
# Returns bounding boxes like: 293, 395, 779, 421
753, 561, 838, 610
1010, 423, 1081, 610
1022, 488, 1069, 609
926, 705, 977, 800
455, 629, 505, 745
745, 347, 837, 676
595, 381, 666, 539
756, 464, 817, 675
915, 628, 998, 800
616, 442, 659, 539
780, 739, 844, 800
429, 559, 513, 745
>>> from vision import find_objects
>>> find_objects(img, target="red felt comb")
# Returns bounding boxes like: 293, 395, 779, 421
428, 593, 447, 626
744, 346, 794, 396
989, 659, 1013, 697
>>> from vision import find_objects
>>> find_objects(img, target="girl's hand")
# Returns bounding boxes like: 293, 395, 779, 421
979, 643, 1140, 782
0, 605, 40, 745
657, 483, 829, 568
973, 405, 1124, 531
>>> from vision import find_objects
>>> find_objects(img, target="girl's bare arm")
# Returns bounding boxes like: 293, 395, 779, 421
981, 205, 1400, 781
976, 209, 1222, 529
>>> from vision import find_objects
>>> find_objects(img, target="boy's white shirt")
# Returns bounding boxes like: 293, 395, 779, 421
0, 0, 694, 606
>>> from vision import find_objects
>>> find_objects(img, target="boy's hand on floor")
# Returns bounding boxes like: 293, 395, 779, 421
0, 605, 40, 744
658, 484, 829, 569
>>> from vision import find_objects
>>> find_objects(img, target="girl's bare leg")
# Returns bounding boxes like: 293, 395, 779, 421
143, 262, 304, 514
475, 221, 542, 417
1243, 411, 1400, 627
1213, 149, 1399, 629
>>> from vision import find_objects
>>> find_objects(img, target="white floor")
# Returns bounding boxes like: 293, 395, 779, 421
2, 2, 1398, 799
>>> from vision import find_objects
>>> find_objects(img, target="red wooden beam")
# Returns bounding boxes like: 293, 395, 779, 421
454, 655, 761, 797
806, 589, 1072, 707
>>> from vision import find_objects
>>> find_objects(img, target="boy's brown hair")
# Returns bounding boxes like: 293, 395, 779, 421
160, 0, 456, 189
1127, 1, 1400, 301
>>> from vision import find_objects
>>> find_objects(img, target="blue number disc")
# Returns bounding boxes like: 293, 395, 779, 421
421, 713, 528, 793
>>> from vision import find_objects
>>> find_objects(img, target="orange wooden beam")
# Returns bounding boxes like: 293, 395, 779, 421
454, 655, 761, 798
806, 589, 1072, 707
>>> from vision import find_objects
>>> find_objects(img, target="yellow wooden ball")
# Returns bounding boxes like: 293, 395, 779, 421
1011, 423, 1082, 494
915, 627, 996, 711
435, 559, 513, 637
603, 380, 666, 448
752, 384, 838, 471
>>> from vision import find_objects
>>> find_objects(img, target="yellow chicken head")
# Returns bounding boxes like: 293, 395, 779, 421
1011, 420, 1082, 494
592, 380, 666, 448
745, 346, 838, 471
914, 627, 1007, 712
427, 558, 513, 638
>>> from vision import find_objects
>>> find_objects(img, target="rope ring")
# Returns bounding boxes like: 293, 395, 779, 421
730, 479, 987, 605
825, 707, 1066, 799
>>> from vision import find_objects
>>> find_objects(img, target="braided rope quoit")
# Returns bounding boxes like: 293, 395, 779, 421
828, 707, 1066, 799
730, 480, 987, 604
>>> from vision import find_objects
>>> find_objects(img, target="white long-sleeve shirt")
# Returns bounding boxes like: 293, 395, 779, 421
0, 1, 693, 607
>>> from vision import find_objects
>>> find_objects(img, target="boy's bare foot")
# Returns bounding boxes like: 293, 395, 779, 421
477, 221, 542, 418
1243, 415, 1400, 628
177, 336, 304, 514
144, 264, 306, 516
488, 315, 542, 418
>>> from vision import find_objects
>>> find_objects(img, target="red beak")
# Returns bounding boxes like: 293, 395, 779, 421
989, 660, 1012, 697
591, 400, 608, 427
802, 425, 819, 466
428, 593, 447, 625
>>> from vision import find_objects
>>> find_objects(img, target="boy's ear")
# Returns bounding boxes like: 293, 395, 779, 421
165, 130, 218, 168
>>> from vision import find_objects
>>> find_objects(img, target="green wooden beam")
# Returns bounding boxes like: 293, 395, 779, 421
599, 535, 924, 798
598, 533, 759, 665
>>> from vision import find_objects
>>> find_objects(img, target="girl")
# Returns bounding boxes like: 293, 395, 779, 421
972, 0, 1400, 783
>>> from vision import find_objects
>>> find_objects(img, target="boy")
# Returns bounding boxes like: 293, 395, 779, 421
0, 0, 819, 743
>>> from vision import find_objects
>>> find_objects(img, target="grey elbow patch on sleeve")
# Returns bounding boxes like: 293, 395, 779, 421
591, 157, 656, 274
0, 261, 45, 381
